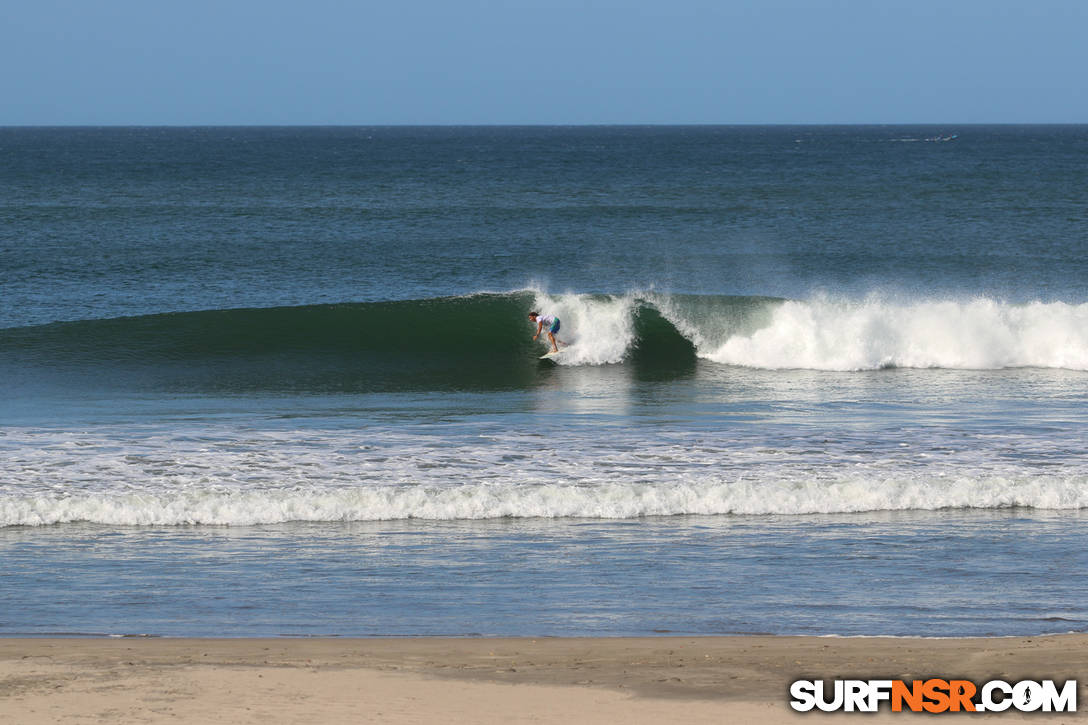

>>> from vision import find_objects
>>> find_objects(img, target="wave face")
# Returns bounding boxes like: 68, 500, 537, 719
0, 291, 700, 392
0, 293, 543, 393
4, 293, 1088, 394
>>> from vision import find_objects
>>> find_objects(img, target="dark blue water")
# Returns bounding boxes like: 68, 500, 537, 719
2, 126, 1087, 636
4, 126, 1087, 329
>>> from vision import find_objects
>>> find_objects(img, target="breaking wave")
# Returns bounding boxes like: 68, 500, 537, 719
5, 474, 1087, 527
3, 292, 1088, 393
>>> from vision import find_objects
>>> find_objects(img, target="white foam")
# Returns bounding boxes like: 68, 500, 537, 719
530, 291, 637, 365
523, 291, 1088, 371
701, 297, 1088, 371
2, 426, 1087, 527
4, 472, 1087, 527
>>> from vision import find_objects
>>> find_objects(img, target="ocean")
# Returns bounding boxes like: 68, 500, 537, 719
2, 125, 1087, 637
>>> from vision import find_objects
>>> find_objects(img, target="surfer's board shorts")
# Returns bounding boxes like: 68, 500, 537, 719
549, 319, 561, 334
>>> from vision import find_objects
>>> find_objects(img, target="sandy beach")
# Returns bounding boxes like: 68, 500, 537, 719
2, 635, 1085, 723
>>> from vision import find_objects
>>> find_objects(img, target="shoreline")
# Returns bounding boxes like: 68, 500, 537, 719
3, 635, 1086, 723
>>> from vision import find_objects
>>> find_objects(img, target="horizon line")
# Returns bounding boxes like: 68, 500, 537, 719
2, 121, 1086, 129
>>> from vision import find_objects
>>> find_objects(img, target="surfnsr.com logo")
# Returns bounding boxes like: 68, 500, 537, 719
790, 679, 1077, 713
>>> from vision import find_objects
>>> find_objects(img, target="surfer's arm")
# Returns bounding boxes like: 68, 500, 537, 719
532, 321, 543, 340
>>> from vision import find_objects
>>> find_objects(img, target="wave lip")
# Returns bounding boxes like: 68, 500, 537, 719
5, 473, 1088, 527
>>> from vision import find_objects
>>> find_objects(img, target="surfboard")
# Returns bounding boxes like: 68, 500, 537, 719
540, 341, 572, 360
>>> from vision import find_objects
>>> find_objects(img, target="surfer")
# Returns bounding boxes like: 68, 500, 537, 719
528, 311, 562, 353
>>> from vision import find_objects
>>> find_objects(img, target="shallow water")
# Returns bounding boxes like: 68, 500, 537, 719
3, 511, 1086, 637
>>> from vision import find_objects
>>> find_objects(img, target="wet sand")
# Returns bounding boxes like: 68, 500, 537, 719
2, 635, 1085, 723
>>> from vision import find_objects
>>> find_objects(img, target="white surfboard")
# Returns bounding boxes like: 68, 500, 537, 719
540, 342, 573, 360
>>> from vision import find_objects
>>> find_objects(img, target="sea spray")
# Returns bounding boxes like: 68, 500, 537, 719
529, 290, 637, 364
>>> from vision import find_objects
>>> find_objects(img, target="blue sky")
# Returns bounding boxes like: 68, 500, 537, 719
3, 0, 1086, 125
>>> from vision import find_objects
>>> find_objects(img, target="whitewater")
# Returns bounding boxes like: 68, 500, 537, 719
5, 363, 1088, 527
533, 291, 1088, 371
